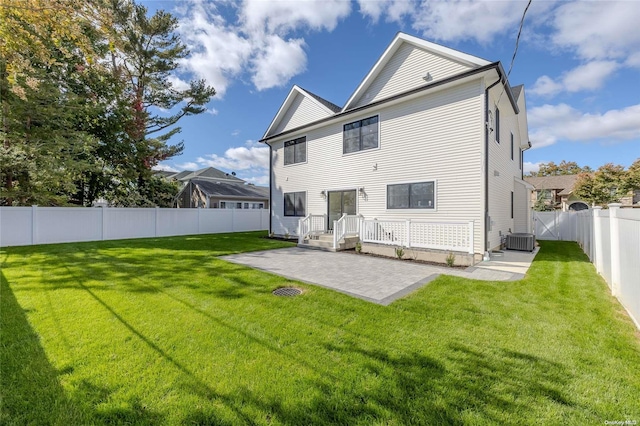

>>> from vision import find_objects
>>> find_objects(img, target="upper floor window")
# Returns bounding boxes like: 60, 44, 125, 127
387, 181, 435, 209
343, 116, 378, 154
284, 136, 306, 165
284, 192, 306, 216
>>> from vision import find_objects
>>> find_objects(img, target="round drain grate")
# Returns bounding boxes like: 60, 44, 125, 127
272, 287, 302, 297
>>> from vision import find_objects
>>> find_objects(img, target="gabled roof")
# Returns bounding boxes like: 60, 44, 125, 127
512, 84, 524, 100
304, 88, 341, 113
525, 175, 580, 195
190, 179, 269, 199
263, 85, 339, 138
342, 32, 491, 112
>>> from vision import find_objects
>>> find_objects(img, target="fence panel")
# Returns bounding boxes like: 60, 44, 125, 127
617, 210, 640, 326
36, 207, 103, 244
0, 206, 269, 247
0, 207, 33, 247
104, 208, 156, 240
157, 209, 199, 237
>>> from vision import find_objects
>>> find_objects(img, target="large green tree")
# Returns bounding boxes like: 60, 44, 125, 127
0, 0, 101, 205
574, 163, 627, 207
84, 0, 215, 207
527, 160, 593, 177
1, 0, 215, 207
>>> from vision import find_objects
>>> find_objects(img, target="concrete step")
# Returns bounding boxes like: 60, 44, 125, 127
298, 240, 336, 252
299, 235, 360, 252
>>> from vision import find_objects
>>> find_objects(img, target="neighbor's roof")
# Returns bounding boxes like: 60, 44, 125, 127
524, 175, 580, 195
191, 179, 269, 199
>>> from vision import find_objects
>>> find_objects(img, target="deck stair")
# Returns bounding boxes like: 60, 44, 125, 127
298, 233, 359, 252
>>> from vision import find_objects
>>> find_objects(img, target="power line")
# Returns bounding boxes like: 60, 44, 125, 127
497, 0, 533, 105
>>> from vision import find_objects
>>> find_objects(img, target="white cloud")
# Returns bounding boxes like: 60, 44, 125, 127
530, 61, 619, 97
251, 36, 307, 91
196, 145, 269, 172
175, 0, 350, 95
358, 0, 414, 23
530, 75, 563, 97
154, 164, 179, 173
551, 1, 640, 61
241, 0, 350, 34
528, 103, 640, 148
177, 162, 199, 170
523, 161, 541, 174
231, 130, 241, 136
411, 0, 534, 44
243, 174, 269, 186
205, 108, 219, 116
177, 4, 252, 97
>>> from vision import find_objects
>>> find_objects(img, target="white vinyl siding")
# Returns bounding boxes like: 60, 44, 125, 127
273, 93, 332, 135
271, 80, 486, 253
353, 43, 472, 108
486, 84, 529, 250
513, 180, 530, 233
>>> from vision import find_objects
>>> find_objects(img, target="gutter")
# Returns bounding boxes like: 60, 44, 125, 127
260, 62, 518, 144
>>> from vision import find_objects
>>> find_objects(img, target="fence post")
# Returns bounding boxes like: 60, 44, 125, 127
468, 221, 474, 254
608, 203, 621, 296
592, 206, 603, 275
31, 205, 38, 245
155, 206, 160, 237
101, 206, 106, 240
198, 207, 202, 235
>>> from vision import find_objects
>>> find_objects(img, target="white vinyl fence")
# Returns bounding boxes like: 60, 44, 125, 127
0, 206, 269, 247
533, 205, 639, 329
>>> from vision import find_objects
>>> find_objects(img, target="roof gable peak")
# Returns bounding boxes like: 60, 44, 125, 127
342, 32, 491, 112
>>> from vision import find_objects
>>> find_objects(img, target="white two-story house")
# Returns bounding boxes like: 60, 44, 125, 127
260, 32, 532, 264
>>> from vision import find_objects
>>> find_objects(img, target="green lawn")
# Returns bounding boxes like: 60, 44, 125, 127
2, 232, 639, 425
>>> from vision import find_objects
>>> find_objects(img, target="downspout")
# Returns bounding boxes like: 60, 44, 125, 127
484, 76, 502, 258
266, 141, 273, 235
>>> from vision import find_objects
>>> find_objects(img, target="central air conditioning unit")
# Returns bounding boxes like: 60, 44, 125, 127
506, 233, 535, 252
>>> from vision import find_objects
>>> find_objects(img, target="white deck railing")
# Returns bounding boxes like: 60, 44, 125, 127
332, 214, 362, 249
297, 214, 327, 244
360, 219, 474, 254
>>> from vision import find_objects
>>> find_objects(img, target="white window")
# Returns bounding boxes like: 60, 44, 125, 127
284, 136, 306, 165
387, 182, 435, 209
284, 192, 305, 216
343, 116, 378, 154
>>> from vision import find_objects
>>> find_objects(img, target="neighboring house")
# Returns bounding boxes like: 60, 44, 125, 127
260, 32, 532, 262
525, 175, 589, 211
158, 167, 269, 209
526, 175, 640, 211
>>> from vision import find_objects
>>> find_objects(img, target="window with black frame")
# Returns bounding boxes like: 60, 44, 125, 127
284, 136, 306, 165
387, 182, 435, 209
284, 192, 306, 216
343, 116, 378, 154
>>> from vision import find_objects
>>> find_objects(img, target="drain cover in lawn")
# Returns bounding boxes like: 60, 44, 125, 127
272, 287, 302, 297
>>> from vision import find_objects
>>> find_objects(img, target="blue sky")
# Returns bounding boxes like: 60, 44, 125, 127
147, 0, 640, 185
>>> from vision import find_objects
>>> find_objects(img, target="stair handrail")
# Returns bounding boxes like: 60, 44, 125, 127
333, 213, 348, 249
298, 214, 311, 245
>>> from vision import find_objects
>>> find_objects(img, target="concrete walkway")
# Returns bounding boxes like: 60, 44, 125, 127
220, 247, 539, 305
